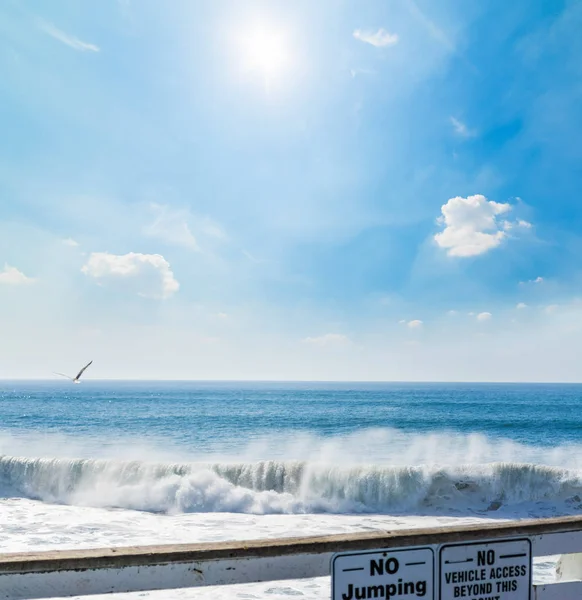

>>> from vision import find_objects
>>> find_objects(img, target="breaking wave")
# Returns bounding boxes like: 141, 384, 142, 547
1, 455, 582, 515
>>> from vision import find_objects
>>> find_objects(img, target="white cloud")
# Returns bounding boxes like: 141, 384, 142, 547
477, 312, 492, 321
62, 238, 79, 247
503, 219, 532, 232
407, 319, 423, 328
0, 265, 34, 285
353, 28, 399, 47
447, 310, 458, 316
81, 252, 179, 299
39, 21, 100, 52
450, 117, 475, 138
516, 303, 528, 309
520, 276, 544, 285
303, 333, 350, 347
216, 312, 228, 319
434, 194, 527, 257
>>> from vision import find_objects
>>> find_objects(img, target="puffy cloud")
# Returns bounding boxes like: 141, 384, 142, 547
434, 194, 530, 257
477, 312, 492, 321
303, 333, 350, 347
516, 303, 528, 309
407, 320, 423, 328
81, 252, 179, 299
353, 28, 398, 47
0, 265, 33, 285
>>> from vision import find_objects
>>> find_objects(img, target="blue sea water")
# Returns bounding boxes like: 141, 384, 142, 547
1, 381, 582, 516
2, 380, 581, 449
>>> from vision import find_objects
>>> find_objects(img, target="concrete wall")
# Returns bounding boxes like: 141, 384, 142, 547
2, 515, 582, 599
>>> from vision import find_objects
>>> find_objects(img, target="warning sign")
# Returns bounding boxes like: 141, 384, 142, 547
439, 538, 531, 600
332, 547, 434, 600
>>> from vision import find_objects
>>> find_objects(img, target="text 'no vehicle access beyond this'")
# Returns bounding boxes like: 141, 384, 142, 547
439, 538, 531, 600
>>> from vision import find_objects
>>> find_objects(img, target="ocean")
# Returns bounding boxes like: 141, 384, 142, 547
1, 380, 582, 599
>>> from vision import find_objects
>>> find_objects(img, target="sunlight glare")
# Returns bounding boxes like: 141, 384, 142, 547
240, 24, 292, 85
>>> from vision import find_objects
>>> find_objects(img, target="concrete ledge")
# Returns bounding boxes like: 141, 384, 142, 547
3, 514, 582, 574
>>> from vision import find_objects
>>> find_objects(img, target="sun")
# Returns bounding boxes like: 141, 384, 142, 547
244, 28, 287, 74
239, 24, 292, 87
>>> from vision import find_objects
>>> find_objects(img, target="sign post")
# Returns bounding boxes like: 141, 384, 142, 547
439, 538, 532, 600
332, 547, 435, 600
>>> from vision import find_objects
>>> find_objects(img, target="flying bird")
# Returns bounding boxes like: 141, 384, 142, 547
53, 360, 93, 383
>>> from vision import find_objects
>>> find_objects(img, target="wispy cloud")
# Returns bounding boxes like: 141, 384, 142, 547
353, 28, 399, 48
62, 238, 79, 247
144, 203, 226, 252
407, 319, 423, 328
144, 203, 199, 251
405, 0, 455, 52
303, 333, 351, 347
450, 117, 476, 138
520, 276, 544, 285
38, 20, 100, 53
477, 312, 492, 321
405, 0, 477, 73
349, 67, 377, 78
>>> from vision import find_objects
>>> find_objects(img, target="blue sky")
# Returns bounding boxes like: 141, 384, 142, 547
1, 0, 581, 380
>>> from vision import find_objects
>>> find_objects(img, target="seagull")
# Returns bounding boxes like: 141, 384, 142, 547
53, 360, 93, 384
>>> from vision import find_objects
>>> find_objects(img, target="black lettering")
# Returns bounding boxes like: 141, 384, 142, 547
355, 586, 367, 600
342, 583, 354, 600
404, 581, 414, 594
367, 585, 384, 598
477, 550, 495, 566
385, 557, 399, 575
416, 580, 427, 597
370, 559, 383, 576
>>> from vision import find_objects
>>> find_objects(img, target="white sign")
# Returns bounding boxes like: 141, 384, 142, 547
332, 547, 434, 600
439, 538, 531, 600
